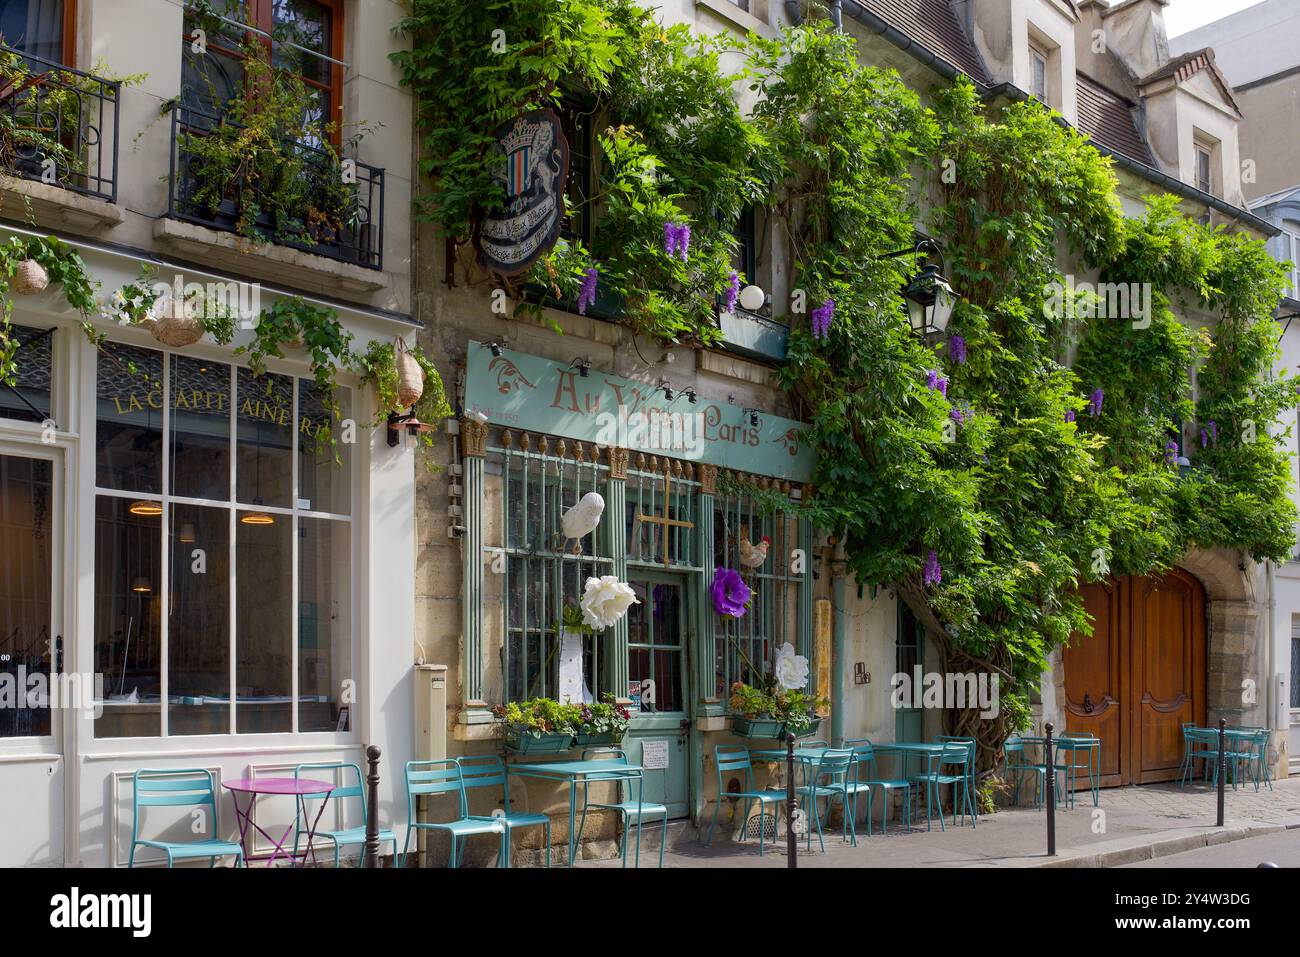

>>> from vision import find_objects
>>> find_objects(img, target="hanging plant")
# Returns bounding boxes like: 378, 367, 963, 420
236, 296, 353, 400
353, 338, 453, 460
0, 235, 102, 384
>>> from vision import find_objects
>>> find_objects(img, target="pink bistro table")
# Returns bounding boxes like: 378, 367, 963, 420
224, 777, 336, 868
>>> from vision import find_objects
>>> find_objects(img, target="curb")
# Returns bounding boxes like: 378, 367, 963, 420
1019, 821, 1297, 868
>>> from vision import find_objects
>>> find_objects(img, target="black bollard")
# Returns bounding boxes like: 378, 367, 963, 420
786, 730, 798, 868
1044, 723, 1056, 857
1216, 718, 1226, 828
362, 745, 382, 868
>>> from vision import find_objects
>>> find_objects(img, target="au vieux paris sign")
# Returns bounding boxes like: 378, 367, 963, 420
464, 342, 815, 483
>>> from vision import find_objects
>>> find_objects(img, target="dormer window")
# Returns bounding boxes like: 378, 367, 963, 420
1193, 132, 1219, 196
1030, 44, 1049, 101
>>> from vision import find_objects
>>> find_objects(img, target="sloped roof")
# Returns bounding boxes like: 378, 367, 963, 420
1139, 47, 1241, 115
854, 0, 991, 85
1076, 73, 1154, 165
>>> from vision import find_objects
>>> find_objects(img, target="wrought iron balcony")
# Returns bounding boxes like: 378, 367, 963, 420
0, 47, 120, 203
165, 103, 384, 271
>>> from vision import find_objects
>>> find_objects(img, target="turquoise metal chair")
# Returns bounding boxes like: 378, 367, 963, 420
706, 745, 786, 855
456, 754, 551, 867
292, 762, 400, 867
402, 759, 507, 868
576, 747, 667, 868
1215, 728, 1272, 792
845, 738, 911, 833
911, 744, 974, 831
129, 769, 244, 868
937, 735, 978, 826
796, 748, 856, 852
1055, 733, 1101, 808
1004, 736, 1047, 808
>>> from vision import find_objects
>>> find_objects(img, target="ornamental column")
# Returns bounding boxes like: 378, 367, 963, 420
605, 447, 631, 701
459, 416, 491, 725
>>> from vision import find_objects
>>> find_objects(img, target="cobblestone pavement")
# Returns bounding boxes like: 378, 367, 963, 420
587, 777, 1300, 868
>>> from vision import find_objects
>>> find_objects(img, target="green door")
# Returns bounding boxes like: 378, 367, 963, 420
622, 573, 691, 819
895, 601, 924, 743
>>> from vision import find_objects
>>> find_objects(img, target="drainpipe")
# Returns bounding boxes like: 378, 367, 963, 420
831, 540, 848, 745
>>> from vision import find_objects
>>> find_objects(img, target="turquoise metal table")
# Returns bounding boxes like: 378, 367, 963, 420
1019, 735, 1101, 807
505, 758, 643, 867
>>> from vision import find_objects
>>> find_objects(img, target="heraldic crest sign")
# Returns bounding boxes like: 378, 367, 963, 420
475, 108, 570, 276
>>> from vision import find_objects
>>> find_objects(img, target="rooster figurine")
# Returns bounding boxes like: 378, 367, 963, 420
559, 491, 605, 554
739, 533, 771, 570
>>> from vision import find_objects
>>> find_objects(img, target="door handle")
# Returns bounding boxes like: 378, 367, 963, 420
1082, 691, 1094, 714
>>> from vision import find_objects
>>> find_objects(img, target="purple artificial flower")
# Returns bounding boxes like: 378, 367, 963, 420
923, 549, 942, 588
949, 333, 967, 365
811, 298, 836, 339
711, 567, 752, 618
1089, 388, 1104, 417
1165, 439, 1180, 464
577, 267, 599, 316
725, 272, 741, 313
1065, 409, 1076, 423
678, 224, 691, 262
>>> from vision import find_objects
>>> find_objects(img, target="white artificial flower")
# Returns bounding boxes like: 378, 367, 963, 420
773, 641, 810, 691
580, 575, 638, 631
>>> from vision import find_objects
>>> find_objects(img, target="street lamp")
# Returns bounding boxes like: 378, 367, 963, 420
884, 238, 956, 338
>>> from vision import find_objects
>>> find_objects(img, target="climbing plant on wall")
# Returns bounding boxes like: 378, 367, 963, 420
394, 3, 1296, 767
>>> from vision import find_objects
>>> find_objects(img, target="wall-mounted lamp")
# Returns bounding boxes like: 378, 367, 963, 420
743, 408, 761, 428
570, 356, 592, 378
682, 388, 698, 405
883, 238, 956, 338
487, 340, 504, 358
388, 406, 438, 449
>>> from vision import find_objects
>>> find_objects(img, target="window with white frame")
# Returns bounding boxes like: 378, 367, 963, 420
1284, 229, 1300, 299
92, 340, 353, 738
1194, 136, 1216, 195
1030, 43, 1049, 101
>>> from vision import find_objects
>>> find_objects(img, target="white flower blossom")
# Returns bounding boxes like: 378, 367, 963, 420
579, 575, 638, 631
773, 641, 810, 691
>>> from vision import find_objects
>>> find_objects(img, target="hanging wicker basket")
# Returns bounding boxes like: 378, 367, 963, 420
11, 259, 49, 295
396, 338, 424, 408
149, 296, 205, 347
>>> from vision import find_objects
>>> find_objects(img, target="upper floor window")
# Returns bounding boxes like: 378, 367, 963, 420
1030, 44, 1048, 101
1285, 229, 1300, 299
181, 0, 342, 147
1194, 135, 1217, 196
0, 0, 71, 65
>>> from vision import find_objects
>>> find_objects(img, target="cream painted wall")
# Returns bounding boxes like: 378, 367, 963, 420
969, 0, 1079, 123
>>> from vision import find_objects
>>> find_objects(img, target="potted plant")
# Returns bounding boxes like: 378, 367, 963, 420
492, 698, 580, 754
727, 642, 826, 740
573, 693, 632, 748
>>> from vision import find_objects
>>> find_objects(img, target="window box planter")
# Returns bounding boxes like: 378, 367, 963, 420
730, 714, 822, 740
717, 308, 789, 364
573, 731, 622, 748
502, 730, 574, 754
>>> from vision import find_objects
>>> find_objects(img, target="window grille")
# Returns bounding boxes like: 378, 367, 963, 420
713, 478, 808, 697
486, 430, 612, 702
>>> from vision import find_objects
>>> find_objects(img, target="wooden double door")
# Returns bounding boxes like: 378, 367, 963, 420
1062, 571, 1206, 786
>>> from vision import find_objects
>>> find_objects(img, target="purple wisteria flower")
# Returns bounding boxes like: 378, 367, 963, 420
1165, 439, 1180, 464
663, 221, 678, 256
923, 549, 942, 588
1200, 429, 1209, 448
949, 333, 967, 365
1065, 409, 1076, 423
678, 224, 691, 261
577, 268, 599, 316
926, 369, 939, 390
938, 376, 949, 398
725, 272, 741, 313
1089, 388, 1104, 417
811, 298, 836, 339
950, 405, 973, 425
662, 222, 691, 261
712, 567, 752, 618
1208, 420, 1217, 443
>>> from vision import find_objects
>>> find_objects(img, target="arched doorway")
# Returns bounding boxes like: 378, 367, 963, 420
1063, 569, 1207, 786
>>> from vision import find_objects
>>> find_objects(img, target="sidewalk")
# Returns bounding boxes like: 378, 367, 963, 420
591, 777, 1300, 868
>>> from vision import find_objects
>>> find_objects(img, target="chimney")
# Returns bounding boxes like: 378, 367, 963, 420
1096, 0, 1171, 80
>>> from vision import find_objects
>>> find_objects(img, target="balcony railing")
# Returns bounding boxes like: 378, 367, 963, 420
165, 103, 384, 271
0, 47, 120, 203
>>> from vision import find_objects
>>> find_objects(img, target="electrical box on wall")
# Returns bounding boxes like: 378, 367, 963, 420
414, 663, 449, 761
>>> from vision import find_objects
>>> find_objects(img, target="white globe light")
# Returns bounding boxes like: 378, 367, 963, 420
738, 284, 766, 312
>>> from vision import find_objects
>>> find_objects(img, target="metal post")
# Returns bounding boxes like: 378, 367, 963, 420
1044, 722, 1056, 857
362, 745, 382, 868
786, 730, 798, 868
1216, 718, 1226, 827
